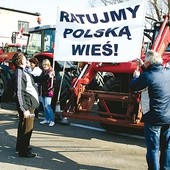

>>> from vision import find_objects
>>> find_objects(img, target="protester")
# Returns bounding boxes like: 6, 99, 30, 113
133, 58, 150, 115
12, 52, 39, 158
29, 57, 42, 76
39, 59, 55, 127
29, 57, 42, 118
129, 50, 170, 170
25, 58, 32, 73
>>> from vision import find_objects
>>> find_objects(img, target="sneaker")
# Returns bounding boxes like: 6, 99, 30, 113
40, 119, 49, 124
49, 121, 55, 127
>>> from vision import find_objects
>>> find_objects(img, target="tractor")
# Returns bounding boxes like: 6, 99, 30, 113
24, 15, 170, 130
2, 14, 169, 130
58, 15, 170, 130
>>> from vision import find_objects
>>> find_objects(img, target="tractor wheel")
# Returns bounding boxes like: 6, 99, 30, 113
97, 75, 127, 131
0, 73, 8, 101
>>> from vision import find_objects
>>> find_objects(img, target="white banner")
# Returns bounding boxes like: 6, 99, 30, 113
54, 0, 147, 63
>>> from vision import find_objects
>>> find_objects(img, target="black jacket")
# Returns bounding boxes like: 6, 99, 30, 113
14, 67, 39, 112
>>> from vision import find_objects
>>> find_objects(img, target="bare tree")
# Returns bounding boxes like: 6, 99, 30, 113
147, 0, 169, 21
89, 0, 169, 45
89, 0, 129, 6
91, 0, 169, 21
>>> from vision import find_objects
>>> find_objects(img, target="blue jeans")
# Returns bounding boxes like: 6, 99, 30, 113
144, 123, 170, 170
41, 96, 54, 122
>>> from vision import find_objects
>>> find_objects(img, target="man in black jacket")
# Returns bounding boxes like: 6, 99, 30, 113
12, 52, 39, 158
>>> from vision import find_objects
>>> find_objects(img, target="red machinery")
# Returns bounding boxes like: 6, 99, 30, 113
0, 43, 26, 63
0, 43, 27, 100
25, 15, 170, 130
59, 15, 170, 129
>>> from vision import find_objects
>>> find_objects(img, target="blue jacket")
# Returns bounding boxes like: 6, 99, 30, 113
129, 64, 170, 125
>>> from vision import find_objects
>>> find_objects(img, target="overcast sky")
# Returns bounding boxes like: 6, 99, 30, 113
0, 0, 91, 25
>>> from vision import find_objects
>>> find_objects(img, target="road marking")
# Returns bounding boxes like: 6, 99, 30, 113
39, 116, 144, 140
70, 123, 145, 140
70, 123, 106, 132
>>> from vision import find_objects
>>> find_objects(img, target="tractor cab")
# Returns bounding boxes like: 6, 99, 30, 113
26, 25, 55, 59
26, 24, 76, 71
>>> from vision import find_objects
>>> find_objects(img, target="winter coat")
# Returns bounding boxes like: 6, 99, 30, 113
129, 64, 170, 125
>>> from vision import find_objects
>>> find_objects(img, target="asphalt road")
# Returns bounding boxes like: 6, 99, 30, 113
0, 102, 147, 170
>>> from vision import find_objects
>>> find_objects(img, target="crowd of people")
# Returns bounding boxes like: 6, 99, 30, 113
11, 50, 170, 170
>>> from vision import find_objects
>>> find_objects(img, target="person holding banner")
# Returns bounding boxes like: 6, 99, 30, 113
39, 59, 55, 127
129, 50, 170, 170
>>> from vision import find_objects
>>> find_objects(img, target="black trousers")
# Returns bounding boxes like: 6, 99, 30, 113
16, 108, 34, 155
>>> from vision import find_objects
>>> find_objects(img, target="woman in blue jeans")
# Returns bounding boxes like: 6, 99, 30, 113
129, 50, 170, 170
39, 59, 55, 127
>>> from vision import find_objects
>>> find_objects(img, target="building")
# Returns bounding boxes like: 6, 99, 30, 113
0, 7, 40, 46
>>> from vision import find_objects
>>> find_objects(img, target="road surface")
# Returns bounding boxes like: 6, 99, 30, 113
0, 102, 147, 170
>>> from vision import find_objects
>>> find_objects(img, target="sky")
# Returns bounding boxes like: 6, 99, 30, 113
0, 0, 91, 25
